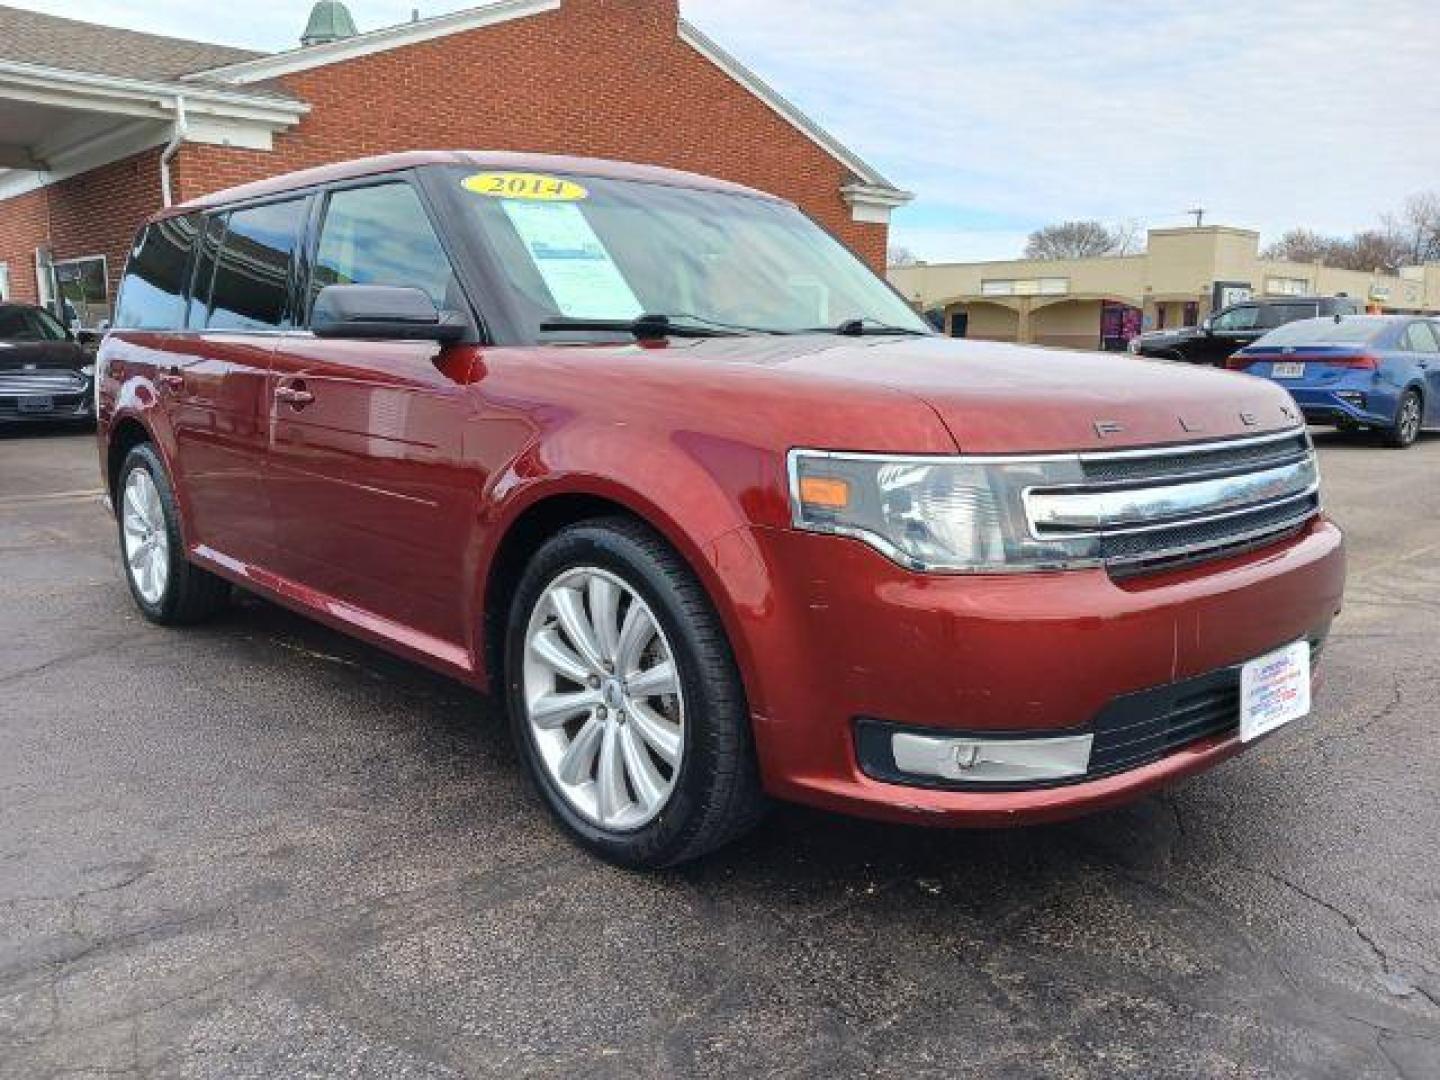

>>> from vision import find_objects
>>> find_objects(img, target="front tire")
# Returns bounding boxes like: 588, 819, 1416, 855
1384, 389, 1423, 448
116, 443, 230, 625
505, 518, 766, 868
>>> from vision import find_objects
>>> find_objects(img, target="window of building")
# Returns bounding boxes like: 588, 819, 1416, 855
980, 277, 1068, 297
1265, 276, 1311, 297
114, 215, 200, 331
52, 255, 110, 329
206, 199, 307, 331
310, 183, 455, 316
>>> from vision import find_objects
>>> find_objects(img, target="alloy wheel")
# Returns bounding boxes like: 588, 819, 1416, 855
1400, 395, 1422, 444
522, 567, 685, 831
121, 468, 170, 605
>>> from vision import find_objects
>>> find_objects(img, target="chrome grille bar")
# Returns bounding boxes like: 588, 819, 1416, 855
1021, 429, 1321, 573
0, 372, 87, 394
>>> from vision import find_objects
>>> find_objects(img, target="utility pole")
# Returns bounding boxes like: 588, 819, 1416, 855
1187, 207, 1206, 228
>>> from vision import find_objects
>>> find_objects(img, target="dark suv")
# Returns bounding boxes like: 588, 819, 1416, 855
1131, 296, 1362, 366
0, 301, 96, 424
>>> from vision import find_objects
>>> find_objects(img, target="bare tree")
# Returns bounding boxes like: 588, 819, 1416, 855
1024, 221, 1124, 260
1262, 228, 1339, 265
1346, 229, 1410, 274
888, 245, 919, 267
1382, 192, 1440, 266
1110, 218, 1145, 256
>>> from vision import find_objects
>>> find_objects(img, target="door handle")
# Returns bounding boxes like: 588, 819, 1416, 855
274, 382, 314, 408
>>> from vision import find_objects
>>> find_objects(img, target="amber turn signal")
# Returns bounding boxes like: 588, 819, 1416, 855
799, 475, 851, 510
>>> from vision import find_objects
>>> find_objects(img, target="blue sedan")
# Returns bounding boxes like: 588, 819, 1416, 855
1229, 315, 1440, 448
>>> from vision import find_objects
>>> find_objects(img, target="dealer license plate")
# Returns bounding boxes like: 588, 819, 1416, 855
1240, 642, 1311, 742
17, 395, 54, 414
1271, 362, 1306, 379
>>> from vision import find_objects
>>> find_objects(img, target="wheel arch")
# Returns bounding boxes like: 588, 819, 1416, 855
477, 479, 768, 720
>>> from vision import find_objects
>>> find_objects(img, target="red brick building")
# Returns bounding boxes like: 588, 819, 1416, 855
0, 0, 910, 324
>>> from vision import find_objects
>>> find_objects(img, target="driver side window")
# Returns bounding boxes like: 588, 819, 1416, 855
1212, 305, 1259, 332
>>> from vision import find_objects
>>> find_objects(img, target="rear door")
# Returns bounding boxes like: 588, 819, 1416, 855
164, 198, 309, 565
265, 177, 480, 654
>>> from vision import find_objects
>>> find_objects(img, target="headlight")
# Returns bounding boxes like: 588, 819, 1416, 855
788, 450, 1102, 573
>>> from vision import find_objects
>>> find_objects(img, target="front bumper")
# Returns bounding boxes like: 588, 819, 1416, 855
735, 518, 1345, 826
0, 385, 94, 423
1283, 386, 1392, 428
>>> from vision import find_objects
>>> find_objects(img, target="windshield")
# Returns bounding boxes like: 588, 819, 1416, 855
1256, 316, 1389, 347
0, 305, 67, 342
451, 168, 929, 339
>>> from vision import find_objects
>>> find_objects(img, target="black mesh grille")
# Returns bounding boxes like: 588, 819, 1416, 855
1101, 494, 1321, 566
1081, 433, 1310, 485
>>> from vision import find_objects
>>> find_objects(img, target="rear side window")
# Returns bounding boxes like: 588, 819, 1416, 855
309, 183, 456, 315
206, 199, 307, 331
114, 215, 200, 330
1260, 303, 1317, 329
1402, 322, 1440, 353
187, 215, 225, 330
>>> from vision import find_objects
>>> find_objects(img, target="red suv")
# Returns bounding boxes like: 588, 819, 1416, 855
97, 152, 1346, 867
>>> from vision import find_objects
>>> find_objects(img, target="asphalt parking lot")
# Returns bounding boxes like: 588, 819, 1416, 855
1, 425, 1438, 1079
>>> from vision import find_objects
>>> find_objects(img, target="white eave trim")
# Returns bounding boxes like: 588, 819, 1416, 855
842, 181, 914, 224
0, 60, 309, 127
191, 0, 562, 84
678, 20, 910, 206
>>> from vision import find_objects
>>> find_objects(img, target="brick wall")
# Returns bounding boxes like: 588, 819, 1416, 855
0, 150, 160, 308
2, 0, 889, 309
47, 150, 161, 299
0, 187, 48, 303
176, 0, 888, 267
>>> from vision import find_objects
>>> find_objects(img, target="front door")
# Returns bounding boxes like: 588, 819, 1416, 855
1200, 303, 1263, 365
1401, 320, 1440, 426
166, 200, 307, 564
265, 179, 481, 655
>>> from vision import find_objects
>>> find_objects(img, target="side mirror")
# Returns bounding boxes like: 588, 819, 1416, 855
1200, 317, 1214, 334
311, 285, 467, 343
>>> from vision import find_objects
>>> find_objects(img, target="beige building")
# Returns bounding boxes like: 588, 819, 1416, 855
889, 226, 1440, 351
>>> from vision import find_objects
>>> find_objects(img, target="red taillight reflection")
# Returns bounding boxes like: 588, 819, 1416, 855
1228, 352, 1379, 372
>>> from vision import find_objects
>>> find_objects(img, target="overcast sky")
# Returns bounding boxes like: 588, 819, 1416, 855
12, 0, 1439, 261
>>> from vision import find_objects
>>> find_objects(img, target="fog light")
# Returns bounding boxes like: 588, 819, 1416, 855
1336, 391, 1366, 408
891, 732, 1093, 783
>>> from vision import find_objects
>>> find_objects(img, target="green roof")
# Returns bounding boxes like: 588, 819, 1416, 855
301, 1, 358, 46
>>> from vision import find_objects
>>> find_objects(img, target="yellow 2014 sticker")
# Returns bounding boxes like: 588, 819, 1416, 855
462, 172, 588, 202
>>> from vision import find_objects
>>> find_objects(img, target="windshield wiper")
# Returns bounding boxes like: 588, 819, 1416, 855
539, 313, 767, 340
829, 316, 930, 337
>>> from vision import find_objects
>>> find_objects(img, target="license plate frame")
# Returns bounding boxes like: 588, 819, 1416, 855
1271, 362, 1306, 379
17, 395, 55, 414
1240, 641, 1311, 743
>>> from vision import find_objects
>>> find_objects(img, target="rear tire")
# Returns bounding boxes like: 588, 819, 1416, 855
116, 443, 230, 625
504, 517, 767, 868
1384, 390, 1423, 449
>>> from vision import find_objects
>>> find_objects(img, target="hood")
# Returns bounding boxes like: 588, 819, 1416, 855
664, 335, 1301, 453
0, 339, 88, 372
